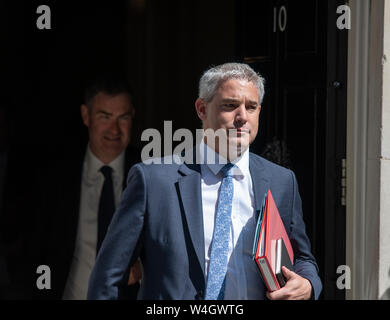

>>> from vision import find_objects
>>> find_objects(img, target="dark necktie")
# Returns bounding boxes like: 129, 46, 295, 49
96, 165, 115, 255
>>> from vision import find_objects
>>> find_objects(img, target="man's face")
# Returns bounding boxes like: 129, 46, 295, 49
195, 79, 261, 157
81, 92, 134, 164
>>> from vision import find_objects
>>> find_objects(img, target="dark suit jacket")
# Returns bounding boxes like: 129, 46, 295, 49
29, 144, 140, 299
87, 152, 322, 300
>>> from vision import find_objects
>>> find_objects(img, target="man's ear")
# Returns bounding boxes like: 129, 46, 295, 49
195, 98, 207, 121
81, 104, 89, 127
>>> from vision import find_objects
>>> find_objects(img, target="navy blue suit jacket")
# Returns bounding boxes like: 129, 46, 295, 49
87, 153, 322, 300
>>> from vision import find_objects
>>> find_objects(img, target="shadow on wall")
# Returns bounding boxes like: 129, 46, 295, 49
380, 268, 390, 300
380, 288, 390, 300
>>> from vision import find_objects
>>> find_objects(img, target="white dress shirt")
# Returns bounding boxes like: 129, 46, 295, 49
62, 145, 125, 300
199, 140, 264, 299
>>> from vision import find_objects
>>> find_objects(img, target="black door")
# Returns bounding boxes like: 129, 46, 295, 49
237, 0, 347, 299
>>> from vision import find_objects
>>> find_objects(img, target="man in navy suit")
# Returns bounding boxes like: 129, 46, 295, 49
87, 63, 322, 300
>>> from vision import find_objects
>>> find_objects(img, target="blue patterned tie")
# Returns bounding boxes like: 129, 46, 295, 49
205, 163, 235, 300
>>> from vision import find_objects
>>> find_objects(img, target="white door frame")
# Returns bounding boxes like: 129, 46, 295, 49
346, 0, 389, 300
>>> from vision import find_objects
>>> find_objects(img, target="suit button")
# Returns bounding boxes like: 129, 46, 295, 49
195, 290, 204, 300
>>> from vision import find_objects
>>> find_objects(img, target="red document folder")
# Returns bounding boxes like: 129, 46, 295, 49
253, 190, 294, 292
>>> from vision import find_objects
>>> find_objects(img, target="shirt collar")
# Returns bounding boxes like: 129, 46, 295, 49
199, 139, 249, 179
84, 144, 125, 181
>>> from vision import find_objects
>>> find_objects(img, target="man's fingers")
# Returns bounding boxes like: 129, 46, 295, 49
267, 287, 289, 300
266, 270, 313, 300
267, 268, 295, 300
282, 266, 294, 280
128, 260, 142, 285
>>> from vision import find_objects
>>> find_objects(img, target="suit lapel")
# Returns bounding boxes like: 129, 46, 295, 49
174, 153, 271, 297
123, 146, 141, 189
69, 146, 138, 257
249, 154, 270, 216
175, 154, 270, 269
177, 163, 206, 278
67, 149, 85, 253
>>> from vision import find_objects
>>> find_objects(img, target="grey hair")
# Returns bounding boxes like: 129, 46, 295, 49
198, 63, 265, 104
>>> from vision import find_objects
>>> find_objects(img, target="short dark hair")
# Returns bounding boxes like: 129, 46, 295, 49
83, 75, 133, 108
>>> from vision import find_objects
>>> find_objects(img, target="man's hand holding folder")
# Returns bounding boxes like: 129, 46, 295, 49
266, 266, 313, 300
253, 190, 314, 300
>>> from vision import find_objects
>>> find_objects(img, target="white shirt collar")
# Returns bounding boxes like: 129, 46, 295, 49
84, 144, 125, 181
199, 139, 249, 179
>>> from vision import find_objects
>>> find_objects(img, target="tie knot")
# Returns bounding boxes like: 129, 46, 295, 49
220, 163, 235, 177
100, 166, 113, 179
